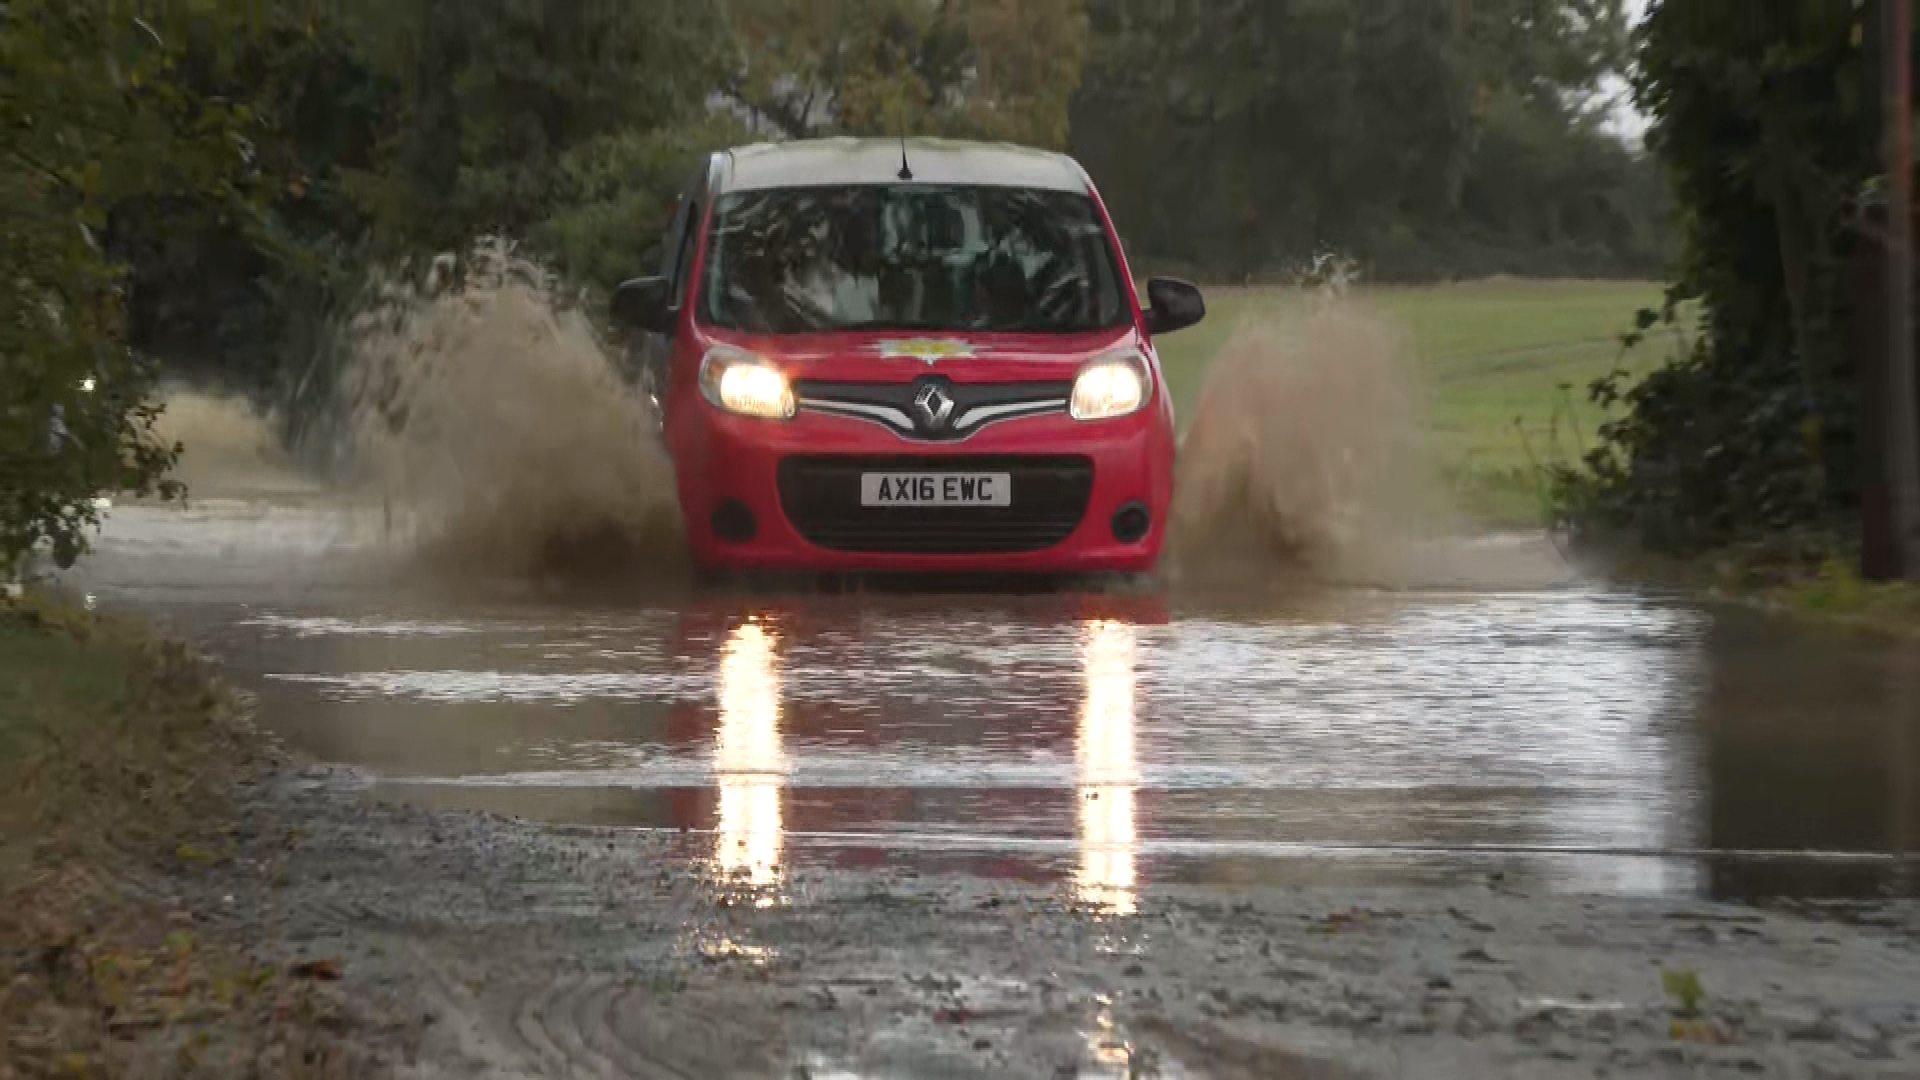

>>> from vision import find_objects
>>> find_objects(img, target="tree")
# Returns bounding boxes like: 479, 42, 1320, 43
535, 111, 757, 293
1, 1, 263, 572
102, 0, 749, 437
1553, 0, 1880, 553
1067, 0, 1661, 281
724, 0, 1089, 148
106, 1, 388, 402
944, 0, 1090, 146
349, 0, 734, 257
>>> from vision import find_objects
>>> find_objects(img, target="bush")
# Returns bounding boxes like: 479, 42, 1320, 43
1, 2, 267, 572
1550, 0, 1877, 553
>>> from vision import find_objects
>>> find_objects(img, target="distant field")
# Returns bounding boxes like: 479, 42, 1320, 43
1151, 280, 1674, 524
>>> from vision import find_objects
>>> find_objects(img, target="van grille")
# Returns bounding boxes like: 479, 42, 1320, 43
777, 455, 1093, 554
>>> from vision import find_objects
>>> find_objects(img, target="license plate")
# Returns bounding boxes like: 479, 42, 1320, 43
860, 472, 1011, 507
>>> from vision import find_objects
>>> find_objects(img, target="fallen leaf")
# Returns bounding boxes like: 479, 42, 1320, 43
289, 958, 342, 981
1670, 1017, 1731, 1044
1312, 911, 1361, 934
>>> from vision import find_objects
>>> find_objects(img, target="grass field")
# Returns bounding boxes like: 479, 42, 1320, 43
1151, 279, 1674, 525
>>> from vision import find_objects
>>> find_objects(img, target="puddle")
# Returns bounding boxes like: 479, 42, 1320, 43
62, 501, 1920, 903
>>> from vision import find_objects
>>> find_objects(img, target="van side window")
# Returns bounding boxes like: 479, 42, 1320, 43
658, 196, 690, 282
669, 198, 700, 308
661, 158, 714, 319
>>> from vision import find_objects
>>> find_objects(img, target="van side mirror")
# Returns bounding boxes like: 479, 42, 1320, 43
610, 276, 675, 334
1144, 277, 1205, 336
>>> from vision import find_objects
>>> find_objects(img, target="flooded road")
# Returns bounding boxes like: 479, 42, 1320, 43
68, 500, 1920, 905
40, 299, 1920, 1075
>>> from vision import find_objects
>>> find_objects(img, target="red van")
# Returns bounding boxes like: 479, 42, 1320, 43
611, 137, 1204, 576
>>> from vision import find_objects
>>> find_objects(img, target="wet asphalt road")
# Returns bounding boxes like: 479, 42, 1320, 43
68, 499, 1920, 906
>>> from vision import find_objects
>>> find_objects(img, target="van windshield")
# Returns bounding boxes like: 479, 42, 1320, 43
697, 185, 1130, 335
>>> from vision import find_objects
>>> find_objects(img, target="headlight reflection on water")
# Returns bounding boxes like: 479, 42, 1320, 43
714, 621, 785, 888
709, 615, 1144, 905
1076, 619, 1140, 914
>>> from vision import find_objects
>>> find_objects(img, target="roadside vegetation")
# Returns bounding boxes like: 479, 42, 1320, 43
1522, 1, 1920, 627
0, 596, 366, 1076
1771, 559, 1920, 635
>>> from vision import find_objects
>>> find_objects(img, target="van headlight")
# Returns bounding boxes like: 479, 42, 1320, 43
699, 345, 795, 420
1070, 349, 1151, 421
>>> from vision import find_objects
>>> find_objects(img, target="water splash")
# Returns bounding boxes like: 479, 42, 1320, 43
336, 240, 686, 585
152, 390, 319, 499
1167, 296, 1443, 586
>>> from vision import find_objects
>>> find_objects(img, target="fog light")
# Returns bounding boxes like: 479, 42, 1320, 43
1110, 501, 1151, 544
710, 499, 757, 543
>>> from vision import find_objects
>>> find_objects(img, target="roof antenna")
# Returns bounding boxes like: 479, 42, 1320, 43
896, 133, 914, 181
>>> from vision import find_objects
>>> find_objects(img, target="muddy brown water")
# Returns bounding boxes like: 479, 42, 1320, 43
63, 499, 1920, 907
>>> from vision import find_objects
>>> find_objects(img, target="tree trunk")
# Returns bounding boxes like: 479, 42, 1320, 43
1884, 0, 1920, 579
1765, 163, 1826, 488
1854, 209, 1901, 579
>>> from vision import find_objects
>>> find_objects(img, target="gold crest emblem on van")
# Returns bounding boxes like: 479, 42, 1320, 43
875, 338, 979, 364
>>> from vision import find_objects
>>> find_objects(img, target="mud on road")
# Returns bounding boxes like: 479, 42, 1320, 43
200, 762, 1920, 1080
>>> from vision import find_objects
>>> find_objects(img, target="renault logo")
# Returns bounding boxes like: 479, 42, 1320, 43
911, 381, 956, 433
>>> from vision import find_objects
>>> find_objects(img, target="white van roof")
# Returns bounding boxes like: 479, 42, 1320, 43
715, 137, 1092, 195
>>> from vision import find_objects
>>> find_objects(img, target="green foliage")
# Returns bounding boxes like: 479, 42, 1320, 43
1551, 0, 1877, 552
1661, 968, 1705, 1017
1, 1, 267, 572
725, 0, 1090, 148
349, 0, 734, 259
534, 113, 758, 294
1069, 0, 1670, 282
3, 0, 752, 574
107, 2, 387, 401
1774, 556, 1920, 629
109, 0, 748, 436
